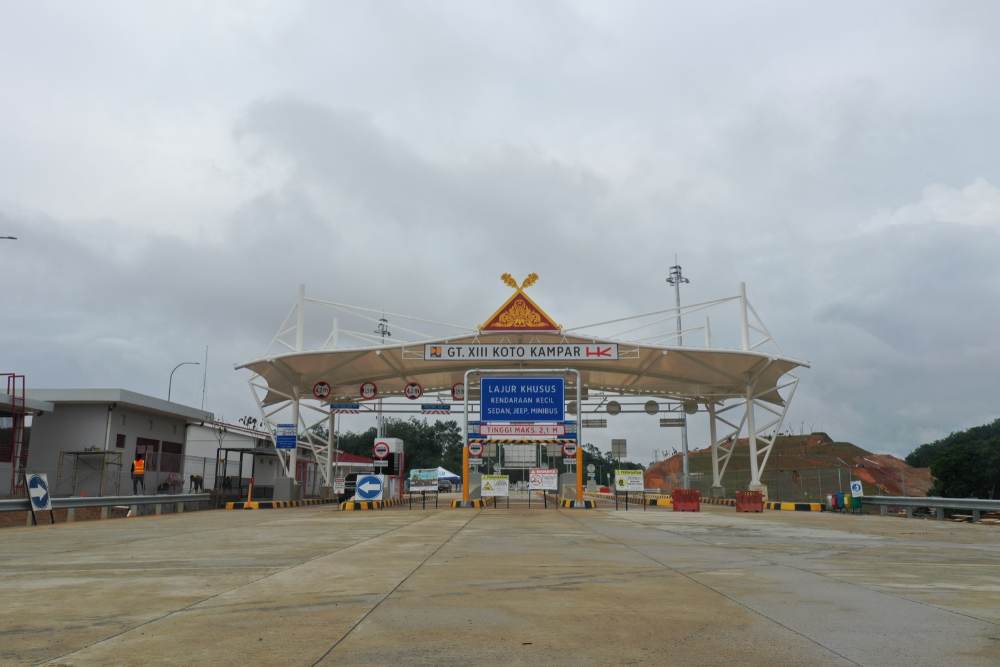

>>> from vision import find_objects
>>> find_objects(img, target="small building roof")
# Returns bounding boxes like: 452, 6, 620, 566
27, 388, 213, 422
0, 392, 53, 416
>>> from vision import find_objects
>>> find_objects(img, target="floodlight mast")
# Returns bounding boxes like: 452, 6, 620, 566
666, 256, 691, 490
374, 315, 391, 437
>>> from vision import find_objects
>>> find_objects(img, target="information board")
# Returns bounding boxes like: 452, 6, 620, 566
480, 377, 564, 422
529, 468, 558, 491
409, 469, 438, 493
275, 424, 296, 449
481, 474, 510, 497
615, 469, 644, 492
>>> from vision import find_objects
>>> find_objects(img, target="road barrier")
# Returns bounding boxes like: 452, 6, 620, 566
226, 498, 336, 510
0, 493, 211, 526
861, 495, 1000, 522
765, 501, 824, 512
672, 488, 701, 512
341, 498, 404, 511
736, 490, 764, 513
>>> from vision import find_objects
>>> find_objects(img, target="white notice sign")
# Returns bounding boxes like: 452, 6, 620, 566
529, 468, 558, 491
481, 474, 510, 497
615, 469, 644, 492
424, 343, 618, 361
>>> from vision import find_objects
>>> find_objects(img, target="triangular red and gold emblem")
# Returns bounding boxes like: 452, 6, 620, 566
480, 273, 561, 332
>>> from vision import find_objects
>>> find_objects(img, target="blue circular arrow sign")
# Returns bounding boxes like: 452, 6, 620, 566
28, 474, 51, 511
355, 474, 383, 501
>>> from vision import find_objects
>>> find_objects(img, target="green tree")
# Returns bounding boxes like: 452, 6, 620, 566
334, 418, 463, 474
905, 418, 1000, 498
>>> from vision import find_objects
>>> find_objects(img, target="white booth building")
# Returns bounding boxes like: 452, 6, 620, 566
27, 389, 214, 496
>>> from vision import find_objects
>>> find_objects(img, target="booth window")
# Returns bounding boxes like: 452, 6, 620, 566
115, 434, 126, 449
160, 441, 183, 473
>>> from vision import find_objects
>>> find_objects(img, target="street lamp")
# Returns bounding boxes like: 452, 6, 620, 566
168, 361, 200, 402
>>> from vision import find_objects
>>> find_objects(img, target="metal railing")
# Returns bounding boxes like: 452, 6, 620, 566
862, 495, 1000, 522
0, 493, 211, 524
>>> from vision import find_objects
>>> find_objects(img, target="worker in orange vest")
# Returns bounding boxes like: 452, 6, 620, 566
131, 454, 146, 494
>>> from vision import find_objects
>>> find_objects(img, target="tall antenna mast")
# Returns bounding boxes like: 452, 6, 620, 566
666, 256, 691, 489
374, 313, 392, 435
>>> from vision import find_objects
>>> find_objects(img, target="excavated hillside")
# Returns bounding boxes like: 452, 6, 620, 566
645, 432, 932, 499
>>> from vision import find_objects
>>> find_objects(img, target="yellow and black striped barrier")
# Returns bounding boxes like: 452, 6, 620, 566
450, 499, 486, 508
560, 499, 596, 508
765, 501, 825, 512
340, 498, 404, 511
225, 498, 336, 510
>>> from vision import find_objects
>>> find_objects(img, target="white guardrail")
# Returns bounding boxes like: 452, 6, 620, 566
863, 495, 1000, 521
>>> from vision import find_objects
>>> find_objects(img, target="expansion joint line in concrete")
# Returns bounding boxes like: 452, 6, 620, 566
556, 511, 864, 667
309, 511, 482, 666
38, 513, 440, 666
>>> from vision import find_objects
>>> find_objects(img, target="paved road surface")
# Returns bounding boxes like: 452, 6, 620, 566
2, 505, 999, 666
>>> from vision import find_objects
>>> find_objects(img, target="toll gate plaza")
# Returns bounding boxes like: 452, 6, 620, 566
2, 502, 1000, 666
5, 278, 999, 667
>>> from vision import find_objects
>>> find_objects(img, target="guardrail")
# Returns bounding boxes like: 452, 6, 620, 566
0, 493, 212, 525
863, 495, 1000, 522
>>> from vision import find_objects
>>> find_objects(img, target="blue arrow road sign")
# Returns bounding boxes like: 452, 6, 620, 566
355, 474, 384, 501
27, 473, 52, 511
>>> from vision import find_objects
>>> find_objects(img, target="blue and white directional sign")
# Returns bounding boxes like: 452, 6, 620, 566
480, 377, 565, 422
355, 474, 384, 501
26, 473, 52, 512
850, 480, 864, 498
275, 423, 296, 449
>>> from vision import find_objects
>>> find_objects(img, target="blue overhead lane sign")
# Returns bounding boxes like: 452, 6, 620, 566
480, 377, 565, 422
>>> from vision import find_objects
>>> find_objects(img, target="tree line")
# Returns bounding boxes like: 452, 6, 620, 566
906, 418, 1000, 498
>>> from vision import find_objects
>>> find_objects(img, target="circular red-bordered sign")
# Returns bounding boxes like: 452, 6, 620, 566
562, 442, 578, 457
403, 382, 423, 400
451, 382, 465, 402
373, 441, 390, 459
468, 442, 483, 457
312, 381, 331, 400
359, 382, 378, 400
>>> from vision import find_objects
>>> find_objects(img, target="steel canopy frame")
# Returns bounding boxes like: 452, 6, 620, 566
240, 282, 806, 497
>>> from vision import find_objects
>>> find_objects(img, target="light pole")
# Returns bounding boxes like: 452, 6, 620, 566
168, 361, 200, 402
374, 315, 391, 436
666, 257, 691, 489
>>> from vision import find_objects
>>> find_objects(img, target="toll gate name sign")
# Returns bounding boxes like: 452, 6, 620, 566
480, 378, 565, 422
424, 344, 618, 361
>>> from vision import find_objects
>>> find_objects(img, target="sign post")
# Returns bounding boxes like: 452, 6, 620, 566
25, 473, 54, 525
481, 474, 510, 509
614, 469, 644, 512
275, 424, 296, 449
354, 474, 384, 502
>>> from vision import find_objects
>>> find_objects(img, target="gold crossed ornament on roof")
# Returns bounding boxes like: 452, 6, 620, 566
480, 272, 560, 332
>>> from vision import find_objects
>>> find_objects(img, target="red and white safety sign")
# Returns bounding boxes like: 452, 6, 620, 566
373, 441, 390, 459
561, 442, 578, 457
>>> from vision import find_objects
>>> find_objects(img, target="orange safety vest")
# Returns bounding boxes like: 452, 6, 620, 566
133, 459, 145, 476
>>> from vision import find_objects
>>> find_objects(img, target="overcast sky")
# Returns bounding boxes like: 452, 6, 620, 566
5, 1, 1000, 461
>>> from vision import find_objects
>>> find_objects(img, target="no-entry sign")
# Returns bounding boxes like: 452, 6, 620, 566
468, 442, 484, 457
373, 440, 390, 459
561, 442, 578, 457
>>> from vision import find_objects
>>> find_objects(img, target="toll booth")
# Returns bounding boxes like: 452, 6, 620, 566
215, 447, 298, 505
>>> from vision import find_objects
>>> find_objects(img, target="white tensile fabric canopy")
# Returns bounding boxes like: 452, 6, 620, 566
237, 331, 806, 408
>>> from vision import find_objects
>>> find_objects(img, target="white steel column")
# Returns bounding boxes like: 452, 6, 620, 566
708, 402, 721, 492
290, 393, 300, 480
324, 408, 334, 494
746, 382, 762, 489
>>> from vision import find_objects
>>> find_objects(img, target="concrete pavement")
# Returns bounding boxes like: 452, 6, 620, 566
1, 505, 999, 666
